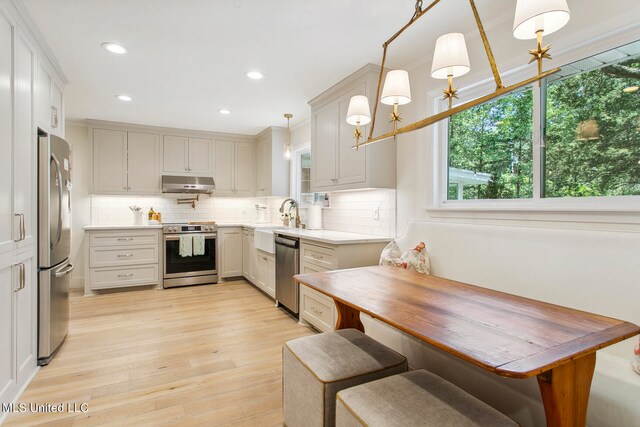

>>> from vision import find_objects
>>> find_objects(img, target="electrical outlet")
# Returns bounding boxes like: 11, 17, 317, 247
373, 205, 380, 221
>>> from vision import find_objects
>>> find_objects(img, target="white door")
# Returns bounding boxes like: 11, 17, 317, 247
0, 260, 16, 404
248, 232, 257, 282
13, 33, 36, 249
0, 12, 14, 255
15, 253, 36, 384
242, 230, 250, 278
256, 138, 270, 195
337, 86, 367, 185
266, 255, 276, 298
311, 101, 338, 189
214, 140, 235, 196
93, 129, 128, 193
163, 135, 188, 174
187, 138, 212, 175
256, 253, 267, 293
36, 61, 52, 133
234, 142, 253, 197
220, 228, 242, 278
128, 132, 161, 194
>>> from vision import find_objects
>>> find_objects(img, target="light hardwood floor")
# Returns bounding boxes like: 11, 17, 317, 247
6, 280, 315, 426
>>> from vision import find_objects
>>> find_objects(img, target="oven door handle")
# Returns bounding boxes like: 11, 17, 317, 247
165, 234, 217, 241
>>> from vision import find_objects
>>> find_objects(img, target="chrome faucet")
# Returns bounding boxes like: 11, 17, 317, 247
279, 198, 301, 228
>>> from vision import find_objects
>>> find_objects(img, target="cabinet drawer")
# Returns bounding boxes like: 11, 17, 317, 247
301, 263, 331, 274
90, 246, 158, 268
300, 285, 336, 333
90, 265, 158, 290
301, 242, 336, 270
90, 232, 158, 247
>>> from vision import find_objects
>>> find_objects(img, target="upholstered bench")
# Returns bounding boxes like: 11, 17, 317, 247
336, 370, 518, 426
283, 329, 408, 427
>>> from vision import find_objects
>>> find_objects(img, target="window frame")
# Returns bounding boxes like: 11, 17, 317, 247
290, 143, 312, 207
431, 40, 640, 216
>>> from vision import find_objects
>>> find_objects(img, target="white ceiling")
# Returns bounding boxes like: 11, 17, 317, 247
20, 0, 524, 135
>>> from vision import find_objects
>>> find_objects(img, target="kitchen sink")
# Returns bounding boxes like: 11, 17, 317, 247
253, 227, 281, 254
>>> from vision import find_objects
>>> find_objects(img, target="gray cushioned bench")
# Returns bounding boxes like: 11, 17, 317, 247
336, 370, 518, 426
283, 329, 408, 427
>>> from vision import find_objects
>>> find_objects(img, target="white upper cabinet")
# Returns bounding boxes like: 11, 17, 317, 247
93, 129, 128, 194
162, 135, 213, 176
92, 129, 162, 195
215, 140, 254, 197
256, 127, 289, 197
309, 64, 396, 192
36, 59, 64, 138
127, 132, 161, 194
14, 32, 36, 249
0, 10, 13, 255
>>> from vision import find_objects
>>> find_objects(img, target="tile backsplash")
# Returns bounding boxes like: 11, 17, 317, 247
90, 195, 288, 225
90, 189, 396, 237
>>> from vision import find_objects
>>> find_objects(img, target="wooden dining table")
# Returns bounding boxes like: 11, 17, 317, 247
294, 265, 640, 427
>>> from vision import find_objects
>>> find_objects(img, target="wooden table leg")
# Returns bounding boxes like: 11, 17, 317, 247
536, 353, 596, 427
334, 301, 364, 332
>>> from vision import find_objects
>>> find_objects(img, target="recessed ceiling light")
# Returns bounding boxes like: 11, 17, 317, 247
623, 86, 639, 93
218, 109, 231, 115
116, 94, 132, 102
246, 71, 264, 80
102, 42, 128, 54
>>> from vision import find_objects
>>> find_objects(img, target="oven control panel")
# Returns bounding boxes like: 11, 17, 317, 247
163, 224, 217, 234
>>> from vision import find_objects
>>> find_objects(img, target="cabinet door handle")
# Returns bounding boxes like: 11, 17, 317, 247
14, 263, 25, 292
117, 237, 134, 241
310, 254, 324, 260
310, 305, 323, 316
117, 253, 134, 258
51, 106, 58, 128
117, 273, 134, 278
14, 213, 25, 242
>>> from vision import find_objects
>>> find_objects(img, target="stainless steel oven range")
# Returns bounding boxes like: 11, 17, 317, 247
163, 223, 218, 288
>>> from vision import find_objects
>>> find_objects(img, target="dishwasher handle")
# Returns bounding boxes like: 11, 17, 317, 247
275, 235, 299, 248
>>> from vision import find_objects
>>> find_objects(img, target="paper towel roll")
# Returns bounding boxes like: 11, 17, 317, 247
307, 205, 323, 230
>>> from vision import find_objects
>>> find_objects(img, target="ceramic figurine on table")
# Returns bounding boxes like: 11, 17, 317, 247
633, 340, 640, 375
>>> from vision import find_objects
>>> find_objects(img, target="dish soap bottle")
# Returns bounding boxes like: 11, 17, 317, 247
148, 207, 155, 221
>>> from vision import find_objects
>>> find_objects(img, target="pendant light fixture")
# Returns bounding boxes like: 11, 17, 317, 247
283, 113, 293, 160
343, 0, 571, 150
431, 33, 471, 109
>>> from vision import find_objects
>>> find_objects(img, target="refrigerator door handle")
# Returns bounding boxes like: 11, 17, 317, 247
54, 263, 75, 278
50, 153, 63, 249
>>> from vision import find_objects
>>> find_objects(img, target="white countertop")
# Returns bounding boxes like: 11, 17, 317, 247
274, 228, 392, 245
83, 224, 163, 230
82, 223, 392, 245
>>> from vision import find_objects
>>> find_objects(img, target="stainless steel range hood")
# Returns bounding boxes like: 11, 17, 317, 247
162, 175, 215, 194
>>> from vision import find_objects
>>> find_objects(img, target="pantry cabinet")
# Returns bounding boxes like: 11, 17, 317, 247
256, 127, 289, 197
215, 140, 254, 197
309, 64, 396, 192
162, 135, 213, 176
92, 129, 162, 195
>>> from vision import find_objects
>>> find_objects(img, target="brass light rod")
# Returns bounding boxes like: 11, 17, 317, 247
354, 67, 559, 149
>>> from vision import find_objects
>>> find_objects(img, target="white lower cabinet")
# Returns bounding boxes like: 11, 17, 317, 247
219, 228, 243, 278
298, 239, 389, 332
239, 228, 275, 299
84, 229, 161, 294
0, 250, 37, 410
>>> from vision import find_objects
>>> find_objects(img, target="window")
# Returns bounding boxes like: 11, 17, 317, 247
441, 39, 640, 207
448, 88, 533, 200
292, 145, 314, 206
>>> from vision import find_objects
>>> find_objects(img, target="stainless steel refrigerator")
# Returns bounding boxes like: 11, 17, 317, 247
37, 131, 73, 366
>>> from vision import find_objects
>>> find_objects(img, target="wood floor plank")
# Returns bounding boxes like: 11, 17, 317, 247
5, 280, 315, 426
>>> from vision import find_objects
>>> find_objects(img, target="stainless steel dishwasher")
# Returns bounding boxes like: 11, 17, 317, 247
275, 234, 300, 314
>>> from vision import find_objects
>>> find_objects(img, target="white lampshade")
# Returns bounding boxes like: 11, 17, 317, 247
513, 0, 570, 40
381, 70, 412, 106
346, 95, 371, 125
431, 33, 471, 80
